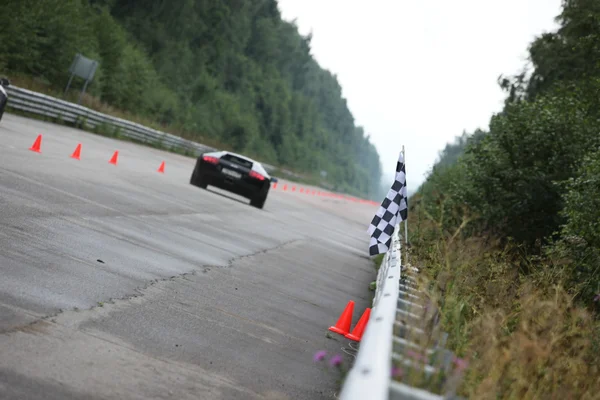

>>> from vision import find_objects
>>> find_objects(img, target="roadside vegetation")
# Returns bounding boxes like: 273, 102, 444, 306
408, 1, 600, 398
0, 0, 382, 199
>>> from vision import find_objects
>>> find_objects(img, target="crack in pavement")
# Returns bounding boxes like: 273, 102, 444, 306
0, 239, 303, 335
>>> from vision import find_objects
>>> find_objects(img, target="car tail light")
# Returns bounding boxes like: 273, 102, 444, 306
249, 170, 265, 181
203, 155, 219, 165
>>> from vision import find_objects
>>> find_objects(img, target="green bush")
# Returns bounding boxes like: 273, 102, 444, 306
462, 83, 599, 247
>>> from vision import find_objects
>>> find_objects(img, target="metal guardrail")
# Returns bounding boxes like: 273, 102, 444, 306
339, 223, 466, 400
339, 225, 402, 399
3, 85, 286, 174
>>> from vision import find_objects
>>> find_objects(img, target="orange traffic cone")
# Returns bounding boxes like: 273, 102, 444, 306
157, 161, 165, 173
29, 135, 42, 153
272, 182, 278, 189
345, 308, 371, 342
283, 184, 288, 191
329, 300, 355, 336
109, 151, 119, 165
71, 143, 82, 160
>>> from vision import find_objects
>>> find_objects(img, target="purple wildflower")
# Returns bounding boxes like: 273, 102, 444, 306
329, 354, 343, 367
313, 350, 327, 362
594, 293, 600, 302
391, 366, 403, 378
453, 356, 469, 372
406, 349, 425, 362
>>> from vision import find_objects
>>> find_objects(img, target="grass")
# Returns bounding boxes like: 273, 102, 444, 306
8, 73, 225, 148
406, 199, 600, 399
386, 257, 469, 396
6, 75, 208, 159
373, 254, 385, 271
9, 105, 198, 159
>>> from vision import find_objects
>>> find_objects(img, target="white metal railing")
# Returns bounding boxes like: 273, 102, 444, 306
339, 225, 401, 399
3, 84, 304, 176
339, 223, 466, 399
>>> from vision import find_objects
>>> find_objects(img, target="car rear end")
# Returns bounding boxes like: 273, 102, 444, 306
192, 153, 270, 199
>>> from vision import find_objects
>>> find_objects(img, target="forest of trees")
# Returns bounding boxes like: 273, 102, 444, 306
0, 0, 382, 198
417, 0, 600, 305
410, 1, 600, 396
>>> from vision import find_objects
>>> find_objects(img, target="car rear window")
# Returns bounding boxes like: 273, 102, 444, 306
222, 154, 253, 169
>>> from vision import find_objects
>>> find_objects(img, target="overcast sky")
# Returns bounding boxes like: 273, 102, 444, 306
277, 0, 563, 192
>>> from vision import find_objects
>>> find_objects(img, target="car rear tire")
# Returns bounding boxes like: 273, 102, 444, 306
190, 170, 207, 189
250, 192, 267, 209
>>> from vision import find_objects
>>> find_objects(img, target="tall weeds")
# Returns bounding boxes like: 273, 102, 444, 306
409, 196, 600, 399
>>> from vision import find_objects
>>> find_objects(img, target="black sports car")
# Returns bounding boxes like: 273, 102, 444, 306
190, 151, 276, 209
0, 77, 9, 123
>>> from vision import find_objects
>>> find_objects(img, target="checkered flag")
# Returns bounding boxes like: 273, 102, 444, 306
367, 151, 408, 256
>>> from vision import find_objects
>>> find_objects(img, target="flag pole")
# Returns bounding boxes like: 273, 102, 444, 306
367, 147, 408, 257
402, 145, 408, 246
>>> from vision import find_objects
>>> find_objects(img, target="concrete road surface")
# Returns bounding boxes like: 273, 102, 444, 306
0, 114, 378, 400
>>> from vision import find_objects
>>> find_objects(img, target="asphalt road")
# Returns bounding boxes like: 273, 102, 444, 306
0, 114, 378, 400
